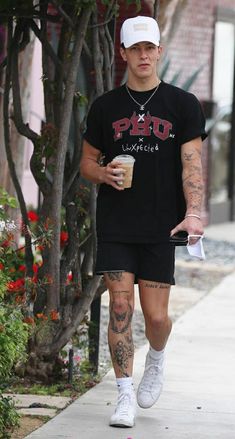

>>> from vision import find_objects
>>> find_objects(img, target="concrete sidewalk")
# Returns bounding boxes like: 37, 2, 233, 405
205, 221, 235, 242
26, 269, 235, 439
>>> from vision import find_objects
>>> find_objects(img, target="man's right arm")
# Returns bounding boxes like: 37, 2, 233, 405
80, 140, 125, 190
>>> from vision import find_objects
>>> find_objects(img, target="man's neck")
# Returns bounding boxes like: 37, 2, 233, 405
126, 76, 160, 91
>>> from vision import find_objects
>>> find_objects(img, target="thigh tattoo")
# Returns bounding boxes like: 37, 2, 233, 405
106, 272, 124, 282
144, 282, 170, 289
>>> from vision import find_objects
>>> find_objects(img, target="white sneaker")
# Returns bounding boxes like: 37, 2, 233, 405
137, 351, 164, 409
109, 390, 136, 428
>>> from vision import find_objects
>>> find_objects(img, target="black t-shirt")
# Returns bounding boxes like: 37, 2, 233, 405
83, 81, 207, 243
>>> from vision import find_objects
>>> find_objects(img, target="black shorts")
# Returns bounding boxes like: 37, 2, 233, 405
96, 242, 175, 285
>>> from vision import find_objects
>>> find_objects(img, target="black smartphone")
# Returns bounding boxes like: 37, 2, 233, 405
169, 231, 188, 246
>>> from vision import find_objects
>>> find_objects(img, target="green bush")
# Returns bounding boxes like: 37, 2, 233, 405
0, 304, 28, 381
0, 232, 28, 438
0, 200, 28, 439
0, 269, 28, 381
0, 394, 20, 439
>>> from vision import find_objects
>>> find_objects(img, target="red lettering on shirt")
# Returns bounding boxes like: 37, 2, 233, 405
151, 117, 173, 141
112, 118, 130, 140
130, 112, 152, 136
112, 112, 173, 141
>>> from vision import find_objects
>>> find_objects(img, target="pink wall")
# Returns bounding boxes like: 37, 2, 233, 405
21, 37, 44, 208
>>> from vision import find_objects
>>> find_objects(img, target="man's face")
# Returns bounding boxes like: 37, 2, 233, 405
120, 41, 162, 80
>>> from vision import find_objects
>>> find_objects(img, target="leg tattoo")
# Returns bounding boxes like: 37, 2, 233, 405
107, 272, 124, 282
110, 301, 133, 334
108, 290, 134, 377
112, 334, 134, 377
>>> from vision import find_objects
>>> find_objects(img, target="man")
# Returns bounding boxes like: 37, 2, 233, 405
80, 15, 207, 428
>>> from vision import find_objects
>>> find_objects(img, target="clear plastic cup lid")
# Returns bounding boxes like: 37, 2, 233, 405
113, 154, 135, 163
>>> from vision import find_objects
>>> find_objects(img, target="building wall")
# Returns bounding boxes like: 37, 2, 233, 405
163, 0, 235, 101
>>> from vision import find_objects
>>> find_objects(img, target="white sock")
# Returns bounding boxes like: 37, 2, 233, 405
149, 346, 165, 361
116, 377, 134, 393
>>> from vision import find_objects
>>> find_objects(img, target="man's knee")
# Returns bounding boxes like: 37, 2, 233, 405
109, 292, 133, 334
146, 312, 170, 331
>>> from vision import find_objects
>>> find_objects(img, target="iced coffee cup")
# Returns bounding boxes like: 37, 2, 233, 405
112, 154, 135, 189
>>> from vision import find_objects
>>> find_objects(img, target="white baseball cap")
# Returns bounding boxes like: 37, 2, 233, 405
120, 16, 160, 48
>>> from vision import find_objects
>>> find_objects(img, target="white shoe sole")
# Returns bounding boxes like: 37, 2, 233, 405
137, 385, 163, 409
109, 419, 135, 428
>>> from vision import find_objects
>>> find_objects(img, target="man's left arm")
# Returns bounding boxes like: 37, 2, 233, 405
170, 136, 204, 239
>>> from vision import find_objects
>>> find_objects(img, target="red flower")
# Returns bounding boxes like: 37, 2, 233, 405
67, 272, 73, 283
19, 265, 26, 272
7, 278, 25, 292
1, 239, 11, 248
36, 313, 48, 321
0, 263, 4, 270
27, 211, 39, 222
23, 316, 35, 325
50, 310, 60, 321
60, 231, 68, 245
33, 264, 39, 273
36, 245, 45, 252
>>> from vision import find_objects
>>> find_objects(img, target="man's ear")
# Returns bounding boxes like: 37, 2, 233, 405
120, 46, 127, 62
157, 45, 163, 60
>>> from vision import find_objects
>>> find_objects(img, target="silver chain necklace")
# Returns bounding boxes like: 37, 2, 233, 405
125, 81, 161, 111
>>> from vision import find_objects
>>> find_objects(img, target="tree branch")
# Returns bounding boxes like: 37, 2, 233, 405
50, 0, 75, 29
38, 275, 103, 357
92, 9, 104, 96
29, 19, 62, 70
153, 0, 159, 18
3, 18, 34, 279
63, 101, 82, 197
99, 25, 113, 91
47, 6, 93, 312
11, 25, 39, 142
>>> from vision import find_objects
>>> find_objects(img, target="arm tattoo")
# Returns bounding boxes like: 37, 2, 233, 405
183, 152, 194, 161
106, 272, 124, 282
182, 148, 203, 213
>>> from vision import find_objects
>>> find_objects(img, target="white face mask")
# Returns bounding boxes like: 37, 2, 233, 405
187, 236, 205, 260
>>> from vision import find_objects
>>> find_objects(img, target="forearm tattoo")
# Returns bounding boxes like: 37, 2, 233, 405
182, 149, 203, 213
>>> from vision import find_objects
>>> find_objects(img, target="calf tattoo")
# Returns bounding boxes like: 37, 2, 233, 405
112, 334, 134, 376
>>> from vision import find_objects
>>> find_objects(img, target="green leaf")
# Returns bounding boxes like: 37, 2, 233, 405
7, 197, 18, 208
181, 65, 204, 91
170, 70, 182, 86
159, 58, 171, 80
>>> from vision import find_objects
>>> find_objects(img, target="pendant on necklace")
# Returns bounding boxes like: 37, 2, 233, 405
140, 105, 145, 110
